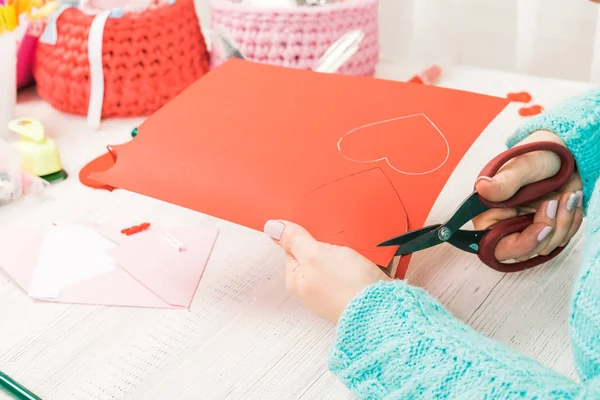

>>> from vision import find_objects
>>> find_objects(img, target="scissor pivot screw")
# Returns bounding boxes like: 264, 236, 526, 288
438, 227, 452, 241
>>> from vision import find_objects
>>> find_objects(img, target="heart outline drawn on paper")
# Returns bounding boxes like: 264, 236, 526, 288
291, 167, 407, 257
337, 113, 450, 176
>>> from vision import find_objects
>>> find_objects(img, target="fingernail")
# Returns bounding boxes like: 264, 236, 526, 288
546, 200, 558, 220
475, 176, 496, 185
566, 193, 579, 212
576, 191, 583, 208
538, 226, 553, 242
264, 220, 285, 240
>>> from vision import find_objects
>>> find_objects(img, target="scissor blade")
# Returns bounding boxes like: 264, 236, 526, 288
393, 229, 444, 256
441, 192, 490, 234
377, 224, 441, 247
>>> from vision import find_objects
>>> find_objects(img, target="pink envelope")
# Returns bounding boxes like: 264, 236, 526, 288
0, 224, 219, 309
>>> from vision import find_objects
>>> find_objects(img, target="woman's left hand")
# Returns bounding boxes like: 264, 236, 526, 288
264, 219, 390, 323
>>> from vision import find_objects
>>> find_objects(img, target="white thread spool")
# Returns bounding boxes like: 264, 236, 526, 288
0, 32, 17, 140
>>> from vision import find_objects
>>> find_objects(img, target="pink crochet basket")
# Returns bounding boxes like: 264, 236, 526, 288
209, 0, 379, 76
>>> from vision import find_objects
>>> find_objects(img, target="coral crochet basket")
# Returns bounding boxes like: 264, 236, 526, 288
209, 0, 379, 76
34, 0, 210, 119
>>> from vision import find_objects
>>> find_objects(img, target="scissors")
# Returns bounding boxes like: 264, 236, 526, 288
378, 141, 576, 273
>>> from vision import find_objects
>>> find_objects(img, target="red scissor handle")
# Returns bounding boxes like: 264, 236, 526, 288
478, 213, 565, 272
477, 141, 575, 208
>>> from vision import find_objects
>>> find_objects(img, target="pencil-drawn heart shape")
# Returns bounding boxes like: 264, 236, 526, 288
291, 167, 407, 266
337, 114, 450, 175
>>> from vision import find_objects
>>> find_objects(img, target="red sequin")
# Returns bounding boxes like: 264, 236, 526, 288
121, 222, 151, 236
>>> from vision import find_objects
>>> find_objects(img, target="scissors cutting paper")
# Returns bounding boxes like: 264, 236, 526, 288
378, 142, 576, 273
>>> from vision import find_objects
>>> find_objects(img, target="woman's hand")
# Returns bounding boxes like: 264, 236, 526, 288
264, 219, 390, 322
473, 131, 583, 262
263, 131, 582, 321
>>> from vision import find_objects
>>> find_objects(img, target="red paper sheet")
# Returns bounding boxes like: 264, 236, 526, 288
89, 60, 508, 278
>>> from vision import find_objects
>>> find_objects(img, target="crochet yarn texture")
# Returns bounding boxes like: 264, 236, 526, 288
209, 0, 379, 76
329, 87, 600, 399
34, 0, 210, 118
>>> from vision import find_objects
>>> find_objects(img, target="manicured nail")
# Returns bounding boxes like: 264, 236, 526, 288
538, 226, 553, 242
576, 191, 583, 208
475, 176, 496, 185
264, 220, 285, 240
566, 193, 579, 212
546, 200, 558, 220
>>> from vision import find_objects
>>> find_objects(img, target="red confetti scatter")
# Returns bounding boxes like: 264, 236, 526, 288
121, 222, 151, 236
507, 91, 532, 103
518, 105, 544, 117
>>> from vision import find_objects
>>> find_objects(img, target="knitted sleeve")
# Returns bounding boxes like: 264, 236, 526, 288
328, 280, 589, 399
328, 88, 600, 398
569, 179, 600, 382
506, 87, 600, 209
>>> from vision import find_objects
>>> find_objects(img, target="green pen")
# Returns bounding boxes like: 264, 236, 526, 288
0, 371, 42, 400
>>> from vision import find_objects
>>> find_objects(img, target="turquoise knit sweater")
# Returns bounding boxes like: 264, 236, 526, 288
328, 87, 600, 399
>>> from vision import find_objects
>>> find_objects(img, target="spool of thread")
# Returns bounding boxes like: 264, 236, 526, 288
0, 32, 17, 140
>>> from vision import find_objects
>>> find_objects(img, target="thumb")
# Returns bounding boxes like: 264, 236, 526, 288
475, 150, 561, 203
264, 219, 319, 258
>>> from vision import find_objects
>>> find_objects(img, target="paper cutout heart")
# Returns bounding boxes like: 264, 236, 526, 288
291, 167, 407, 263
79, 150, 117, 191
507, 91, 532, 103
337, 114, 449, 175
519, 105, 544, 117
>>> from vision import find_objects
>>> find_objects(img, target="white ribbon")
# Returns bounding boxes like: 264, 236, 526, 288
86, 10, 112, 129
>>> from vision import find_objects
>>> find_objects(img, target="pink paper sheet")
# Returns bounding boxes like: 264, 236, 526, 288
0, 223, 219, 309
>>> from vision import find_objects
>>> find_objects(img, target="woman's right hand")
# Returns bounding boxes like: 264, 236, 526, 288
473, 130, 583, 262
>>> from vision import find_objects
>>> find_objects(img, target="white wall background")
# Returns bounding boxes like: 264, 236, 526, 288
195, 0, 600, 83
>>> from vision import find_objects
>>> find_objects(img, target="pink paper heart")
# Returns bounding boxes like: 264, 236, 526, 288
337, 114, 450, 175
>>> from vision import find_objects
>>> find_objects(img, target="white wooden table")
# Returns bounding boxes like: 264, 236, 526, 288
0, 63, 595, 399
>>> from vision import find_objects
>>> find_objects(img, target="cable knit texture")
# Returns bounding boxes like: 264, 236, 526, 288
329, 87, 600, 399
209, 0, 379, 76
34, 0, 210, 118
